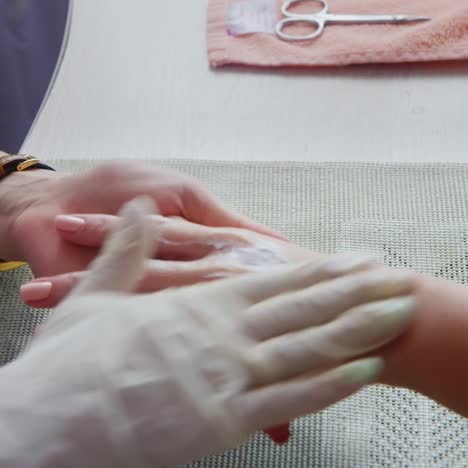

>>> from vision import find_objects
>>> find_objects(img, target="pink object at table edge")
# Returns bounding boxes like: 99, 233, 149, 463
207, 0, 468, 68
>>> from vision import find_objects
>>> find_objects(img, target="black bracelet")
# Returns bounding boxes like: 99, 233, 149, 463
0, 154, 55, 179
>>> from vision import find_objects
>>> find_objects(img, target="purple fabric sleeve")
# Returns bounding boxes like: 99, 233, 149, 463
0, 0, 69, 153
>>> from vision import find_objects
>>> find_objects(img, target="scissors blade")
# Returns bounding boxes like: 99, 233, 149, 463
326, 14, 430, 24
393, 15, 431, 22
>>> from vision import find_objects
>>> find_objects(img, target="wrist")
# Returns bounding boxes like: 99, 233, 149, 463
377, 274, 426, 388
377, 274, 468, 415
0, 169, 58, 261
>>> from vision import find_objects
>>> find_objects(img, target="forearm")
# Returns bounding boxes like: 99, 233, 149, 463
379, 274, 468, 415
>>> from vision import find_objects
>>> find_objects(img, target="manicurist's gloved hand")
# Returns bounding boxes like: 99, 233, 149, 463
0, 198, 417, 467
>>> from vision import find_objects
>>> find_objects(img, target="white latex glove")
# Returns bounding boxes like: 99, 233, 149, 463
0, 198, 417, 468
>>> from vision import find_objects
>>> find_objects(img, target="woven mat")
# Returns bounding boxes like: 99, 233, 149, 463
2, 160, 468, 467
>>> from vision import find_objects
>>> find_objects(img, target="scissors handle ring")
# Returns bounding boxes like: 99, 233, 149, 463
275, 17, 325, 41
277, 0, 328, 41
282, 0, 328, 17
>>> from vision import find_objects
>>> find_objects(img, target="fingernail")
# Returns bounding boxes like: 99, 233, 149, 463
21, 282, 52, 301
327, 255, 374, 274
374, 297, 415, 331
341, 255, 375, 269
373, 271, 415, 296
55, 215, 85, 233
342, 357, 384, 385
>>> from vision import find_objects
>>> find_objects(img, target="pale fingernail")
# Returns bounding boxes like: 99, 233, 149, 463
374, 297, 415, 331
367, 269, 413, 298
326, 255, 374, 273
341, 357, 384, 385
56, 215, 85, 233
342, 255, 375, 270
21, 282, 52, 301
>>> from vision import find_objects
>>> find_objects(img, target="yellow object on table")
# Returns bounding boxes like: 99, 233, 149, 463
0, 262, 27, 272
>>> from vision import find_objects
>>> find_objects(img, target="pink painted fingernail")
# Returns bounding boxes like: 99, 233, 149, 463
21, 282, 52, 301
55, 215, 85, 233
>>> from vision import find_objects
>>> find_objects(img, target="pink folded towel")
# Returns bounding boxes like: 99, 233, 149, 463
207, 0, 468, 68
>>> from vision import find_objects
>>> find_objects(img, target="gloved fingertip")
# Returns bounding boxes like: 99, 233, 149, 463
119, 196, 156, 220
73, 197, 158, 295
103, 197, 156, 256
341, 357, 385, 386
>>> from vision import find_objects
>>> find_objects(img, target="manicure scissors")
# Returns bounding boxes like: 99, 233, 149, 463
276, 0, 430, 42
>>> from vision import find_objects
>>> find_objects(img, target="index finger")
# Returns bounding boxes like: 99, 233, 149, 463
209, 254, 374, 304
180, 181, 287, 240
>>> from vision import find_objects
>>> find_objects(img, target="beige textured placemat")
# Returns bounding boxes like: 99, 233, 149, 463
2, 160, 468, 467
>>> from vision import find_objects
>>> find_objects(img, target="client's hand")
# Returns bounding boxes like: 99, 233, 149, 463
22, 215, 314, 308
3, 163, 281, 278
2, 198, 417, 467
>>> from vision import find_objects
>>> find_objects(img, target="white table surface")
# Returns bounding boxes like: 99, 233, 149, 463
22, 0, 468, 163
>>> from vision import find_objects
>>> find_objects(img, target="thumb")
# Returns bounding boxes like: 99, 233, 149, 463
72, 197, 157, 296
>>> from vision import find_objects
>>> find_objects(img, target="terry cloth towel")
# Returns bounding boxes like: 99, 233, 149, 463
207, 0, 468, 68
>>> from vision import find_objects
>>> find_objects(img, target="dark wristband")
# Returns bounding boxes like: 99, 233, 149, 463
0, 153, 54, 268
0, 154, 55, 179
